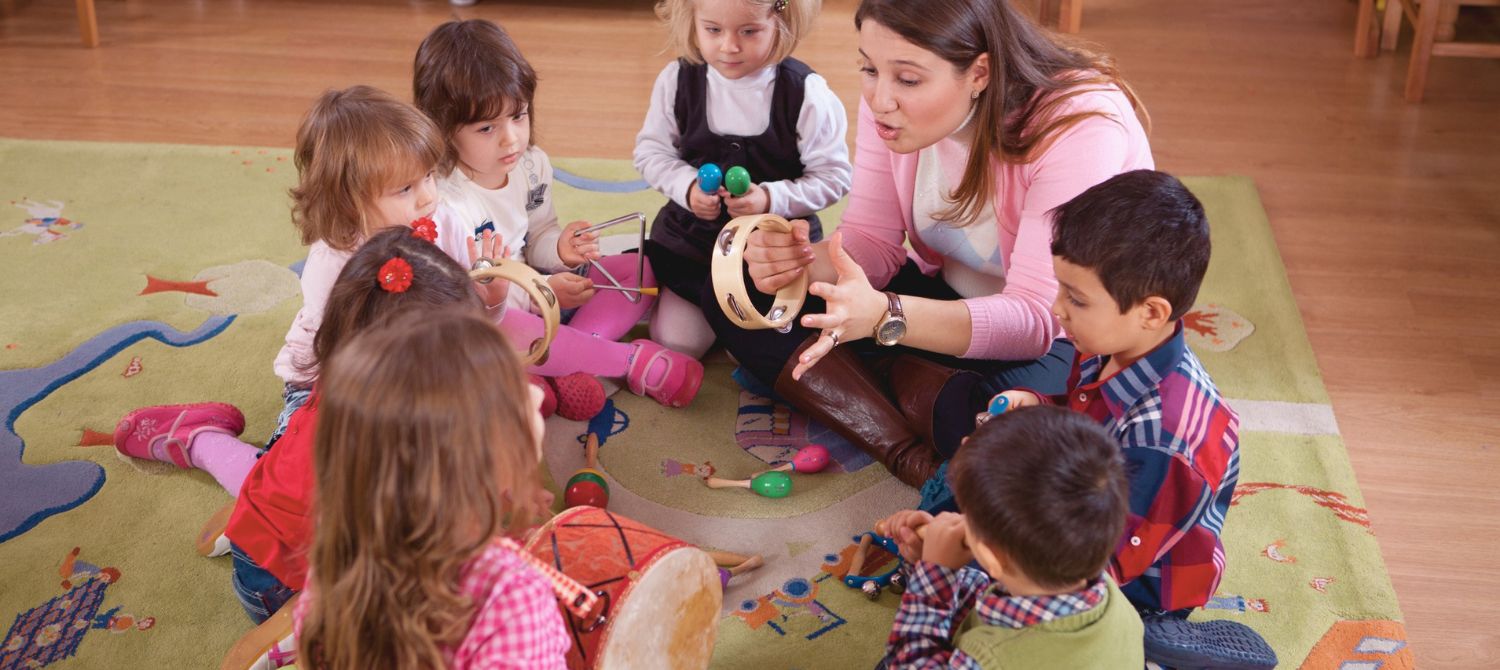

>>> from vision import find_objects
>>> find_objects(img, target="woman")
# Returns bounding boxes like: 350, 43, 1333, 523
704, 0, 1152, 488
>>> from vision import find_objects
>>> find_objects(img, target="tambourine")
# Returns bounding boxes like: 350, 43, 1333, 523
469, 258, 559, 367
709, 214, 810, 331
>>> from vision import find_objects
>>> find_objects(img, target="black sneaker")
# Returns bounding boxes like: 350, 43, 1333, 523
1143, 616, 1278, 669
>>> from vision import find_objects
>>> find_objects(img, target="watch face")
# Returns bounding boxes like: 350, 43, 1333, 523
877, 319, 907, 345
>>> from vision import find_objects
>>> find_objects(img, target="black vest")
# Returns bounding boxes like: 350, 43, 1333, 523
649, 58, 824, 264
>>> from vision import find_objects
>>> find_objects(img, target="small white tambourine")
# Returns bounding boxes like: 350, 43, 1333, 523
709, 214, 810, 331
469, 259, 559, 367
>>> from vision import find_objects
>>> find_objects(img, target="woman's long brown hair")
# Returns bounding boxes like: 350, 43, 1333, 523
855, 0, 1149, 226
297, 307, 545, 669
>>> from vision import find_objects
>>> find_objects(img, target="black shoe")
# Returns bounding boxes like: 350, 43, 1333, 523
1143, 616, 1278, 669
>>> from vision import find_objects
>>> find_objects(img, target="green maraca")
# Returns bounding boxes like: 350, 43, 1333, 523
724, 165, 752, 197
704, 470, 792, 498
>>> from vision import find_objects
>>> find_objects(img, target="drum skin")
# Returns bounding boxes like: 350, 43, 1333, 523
525, 506, 722, 669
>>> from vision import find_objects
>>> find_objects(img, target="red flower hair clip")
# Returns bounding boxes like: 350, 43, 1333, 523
378, 257, 413, 293
410, 217, 438, 244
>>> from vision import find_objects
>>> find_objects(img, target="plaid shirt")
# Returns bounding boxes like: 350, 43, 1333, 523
1041, 323, 1240, 612
886, 561, 1109, 668
295, 538, 571, 669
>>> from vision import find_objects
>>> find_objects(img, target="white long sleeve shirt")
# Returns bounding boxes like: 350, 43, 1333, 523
633, 60, 851, 218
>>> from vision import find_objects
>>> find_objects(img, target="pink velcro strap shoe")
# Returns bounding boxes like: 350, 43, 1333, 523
114, 402, 246, 469
626, 340, 704, 408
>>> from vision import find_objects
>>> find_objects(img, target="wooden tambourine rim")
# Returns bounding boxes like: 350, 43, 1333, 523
469, 259, 559, 367
709, 214, 810, 330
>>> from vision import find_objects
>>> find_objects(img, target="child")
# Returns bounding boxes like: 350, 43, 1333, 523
414, 19, 704, 409
270, 85, 508, 443
113, 227, 489, 623
983, 170, 1275, 668
296, 306, 569, 669
634, 0, 851, 357
877, 406, 1142, 669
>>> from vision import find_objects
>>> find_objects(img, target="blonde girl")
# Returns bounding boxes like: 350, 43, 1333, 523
634, 0, 851, 358
271, 85, 505, 442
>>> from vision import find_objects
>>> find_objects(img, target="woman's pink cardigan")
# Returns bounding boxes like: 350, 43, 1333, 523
837, 89, 1153, 360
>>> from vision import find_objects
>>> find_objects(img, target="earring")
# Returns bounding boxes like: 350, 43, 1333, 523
970, 90, 980, 100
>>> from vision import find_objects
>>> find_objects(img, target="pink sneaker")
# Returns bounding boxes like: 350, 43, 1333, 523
530, 374, 557, 419
114, 402, 245, 469
626, 340, 703, 408
551, 372, 606, 421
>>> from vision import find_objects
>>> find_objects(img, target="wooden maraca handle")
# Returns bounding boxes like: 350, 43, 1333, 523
704, 477, 749, 489
584, 433, 599, 470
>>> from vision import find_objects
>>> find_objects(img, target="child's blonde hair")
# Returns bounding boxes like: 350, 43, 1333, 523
289, 85, 444, 252
298, 307, 545, 669
656, 0, 820, 66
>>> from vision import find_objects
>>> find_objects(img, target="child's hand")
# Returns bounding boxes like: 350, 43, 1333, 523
559, 220, 601, 268
687, 180, 723, 221
875, 510, 933, 564
921, 512, 974, 570
974, 390, 1042, 426
723, 182, 770, 218
467, 231, 511, 308
547, 272, 596, 309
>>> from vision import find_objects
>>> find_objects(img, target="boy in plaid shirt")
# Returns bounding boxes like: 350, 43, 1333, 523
879, 406, 1142, 669
984, 170, 1275, 668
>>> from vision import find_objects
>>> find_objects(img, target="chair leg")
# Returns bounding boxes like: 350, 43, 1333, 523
1057, 0, 1083, 33
1355, 0, 1379, 57
75, 0, 99, 47
1381, 0, 1404, 52
1405, 0, 1443, 102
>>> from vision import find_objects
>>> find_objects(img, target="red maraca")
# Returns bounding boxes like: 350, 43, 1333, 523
564, 433, 609, 508
766, 444, 830, 474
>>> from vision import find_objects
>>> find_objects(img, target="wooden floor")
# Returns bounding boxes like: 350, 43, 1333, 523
2, 0, 1497, 665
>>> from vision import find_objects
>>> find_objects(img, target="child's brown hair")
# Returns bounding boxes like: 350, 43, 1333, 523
298, 306, 545, 669
296, 225, 483, 378
289, 85, 444, 252
951, 405, 1128, 589
655, 0, 820, 66
413, 19, 538, 175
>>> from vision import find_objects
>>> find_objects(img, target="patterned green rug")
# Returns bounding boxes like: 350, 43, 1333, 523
0, 137, 1411, 669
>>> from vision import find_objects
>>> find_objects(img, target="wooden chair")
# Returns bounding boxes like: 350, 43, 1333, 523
1374, 0, 1500, 101
1038, 0, 1084, 33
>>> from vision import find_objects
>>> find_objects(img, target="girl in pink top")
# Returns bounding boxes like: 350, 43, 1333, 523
708, 0, 1152, 488
295, 308, 568, 669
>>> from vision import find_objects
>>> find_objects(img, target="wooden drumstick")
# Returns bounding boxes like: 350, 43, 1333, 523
847, 534, 874, 578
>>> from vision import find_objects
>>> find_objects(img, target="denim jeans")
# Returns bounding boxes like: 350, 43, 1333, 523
230, 541, 296, 624
263, 384, 312, 450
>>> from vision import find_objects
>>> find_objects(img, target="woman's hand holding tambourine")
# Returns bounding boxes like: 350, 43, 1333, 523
744, 217, 817, 294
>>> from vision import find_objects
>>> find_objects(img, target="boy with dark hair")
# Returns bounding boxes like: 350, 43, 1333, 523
879, 406, 1142, 669
985, 169, 1275, 668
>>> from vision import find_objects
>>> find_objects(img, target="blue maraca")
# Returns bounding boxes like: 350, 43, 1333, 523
698, 163, 723, 193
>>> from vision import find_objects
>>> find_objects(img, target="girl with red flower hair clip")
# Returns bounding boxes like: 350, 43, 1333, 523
113, 227, 508, 626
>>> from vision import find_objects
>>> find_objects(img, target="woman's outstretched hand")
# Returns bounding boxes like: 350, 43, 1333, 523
745, 218, 817, 294
791, 232, 887, 380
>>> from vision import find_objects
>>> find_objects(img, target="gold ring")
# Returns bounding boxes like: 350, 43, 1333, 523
709, 214, 810, 331
468, 259, 560, 367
